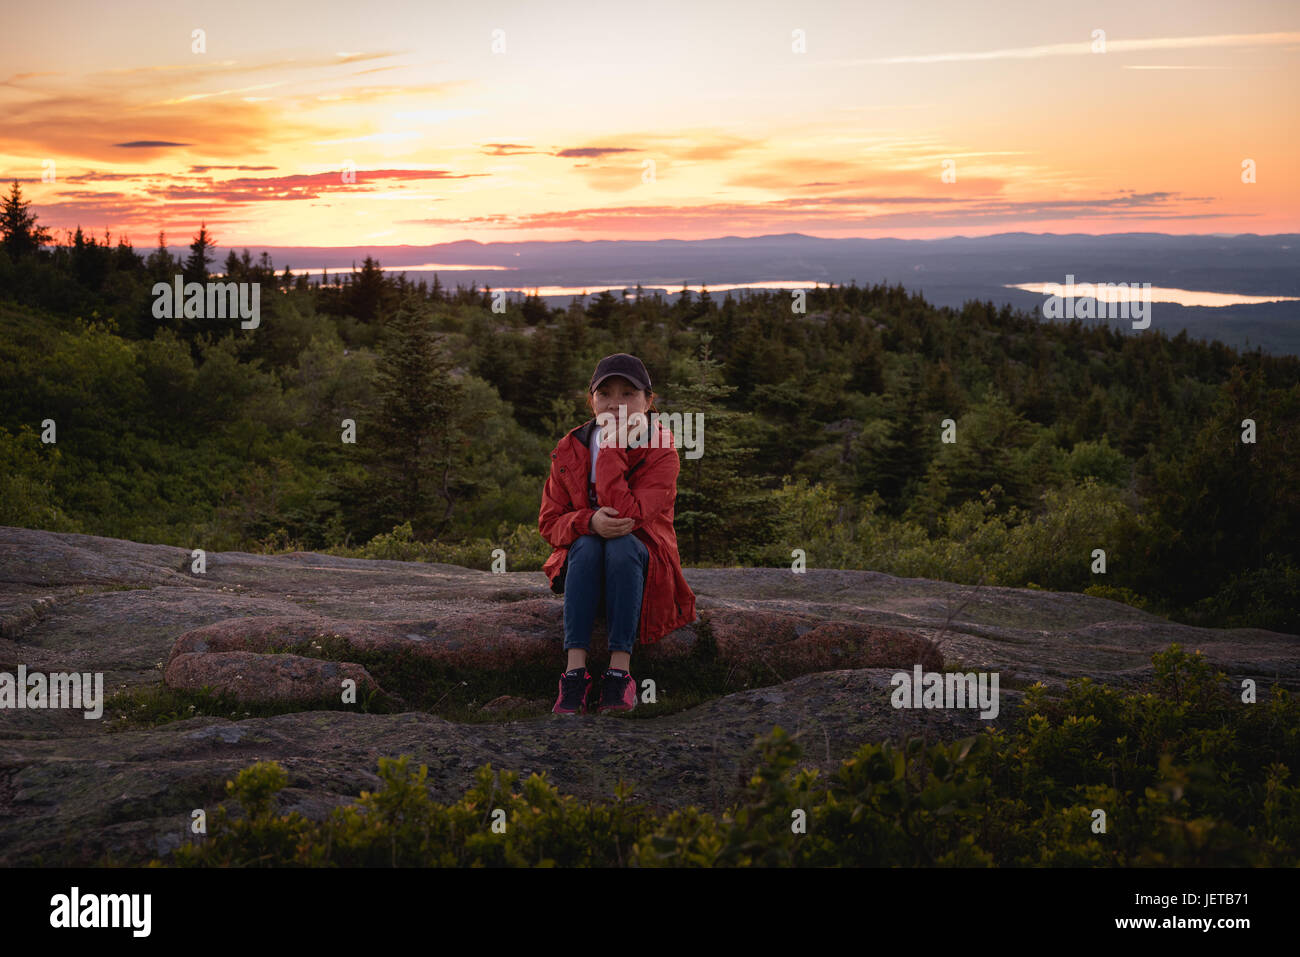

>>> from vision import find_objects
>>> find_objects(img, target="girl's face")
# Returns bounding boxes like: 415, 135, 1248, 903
592, 375, 649, 424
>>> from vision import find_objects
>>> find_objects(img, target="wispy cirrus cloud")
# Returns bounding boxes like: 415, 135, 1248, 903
1, 70, 62, 85
0, 87, 319, 161
398, 189, 1220, 235
28, 166, 481, 235
1122, 64, 1242, 70
480, 143, 543, 156
188, 165, 277, 173
854, 30, 1300, 64
97, 51, 403, 79
155, 168, 480, 203
556, 147, 642, 159
0, 57, 453, 163
160, 82, 288, 105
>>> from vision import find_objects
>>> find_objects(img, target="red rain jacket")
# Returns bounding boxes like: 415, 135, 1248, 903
538, 416, 697, 645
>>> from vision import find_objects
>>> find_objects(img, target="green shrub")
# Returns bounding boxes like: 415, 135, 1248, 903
1064, 437, 1130, 486
349, 519, 551, 572
1188, 553, 1300, 633
1083, 583, 1151, 611
1000, 478, 1138, 591
0, 424, 78, 531
163, 644, 1300, 867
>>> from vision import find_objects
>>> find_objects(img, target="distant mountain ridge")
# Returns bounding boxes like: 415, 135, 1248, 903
183, 233, 1300, 356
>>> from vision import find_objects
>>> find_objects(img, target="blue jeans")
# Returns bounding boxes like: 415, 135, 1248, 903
563, 533, 648, 655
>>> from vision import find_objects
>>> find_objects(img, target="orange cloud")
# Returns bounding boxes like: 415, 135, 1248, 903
397, 190, 1221, 236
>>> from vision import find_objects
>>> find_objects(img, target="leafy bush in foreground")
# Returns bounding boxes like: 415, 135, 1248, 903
165, 644, 1299, 867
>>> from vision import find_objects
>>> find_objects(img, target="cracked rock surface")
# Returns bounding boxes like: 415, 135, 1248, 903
1, 525, 1295, 865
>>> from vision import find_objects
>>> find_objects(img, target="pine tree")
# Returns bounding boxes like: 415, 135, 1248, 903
849, 326, 885, 395
691, 285, 714, 324
522, 290, 550, 325
184, 223, 216, 283
113, 234, 141, 274
1137, 367, 1300, 609
714, 294, 737, 361
223, 249, 242, 280
520, 325, 574, 430
1122, 394, 1163, 458
0, 180, 53, 259
367, 301, 466, 539
859, 363, 929, 505
349, 255, 385, 322
725, 320, 763, 402
69, 225, 110, 290
666, 333, 778, 564
911, 387, 1035, 517
146, 231, 176, 285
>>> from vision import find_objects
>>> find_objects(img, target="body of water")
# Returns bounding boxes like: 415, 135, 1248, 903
294, 273, 825, 297
1007, 282, 1299, 307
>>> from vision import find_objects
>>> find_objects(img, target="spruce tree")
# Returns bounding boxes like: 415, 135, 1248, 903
0, 180, 52, 259
184, 223, 216, 283
349, 256, 385, 323
522, 290, 550, 325
666, 333, 778, 564
367, 301, 465, 539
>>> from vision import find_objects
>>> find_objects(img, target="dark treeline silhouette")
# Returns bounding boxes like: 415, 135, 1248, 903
2, 180, 1297, 632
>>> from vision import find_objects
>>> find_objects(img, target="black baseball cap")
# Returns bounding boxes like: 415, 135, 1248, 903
589, 353, 652, 393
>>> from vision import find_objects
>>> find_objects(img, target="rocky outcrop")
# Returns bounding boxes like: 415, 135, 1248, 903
0, 525, 1295, 865
158, 605, 943, 707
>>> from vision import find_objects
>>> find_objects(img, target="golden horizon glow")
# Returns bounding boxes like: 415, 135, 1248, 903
1, 0, 1296, 248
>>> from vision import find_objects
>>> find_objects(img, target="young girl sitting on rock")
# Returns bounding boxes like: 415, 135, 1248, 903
538, 352, 696, 714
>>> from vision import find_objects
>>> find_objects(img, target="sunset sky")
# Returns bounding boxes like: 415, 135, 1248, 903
2, 0, 1297, 248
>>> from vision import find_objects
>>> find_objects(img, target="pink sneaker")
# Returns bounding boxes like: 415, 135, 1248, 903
597, 669, 636, 713
552, 668, 593, 714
